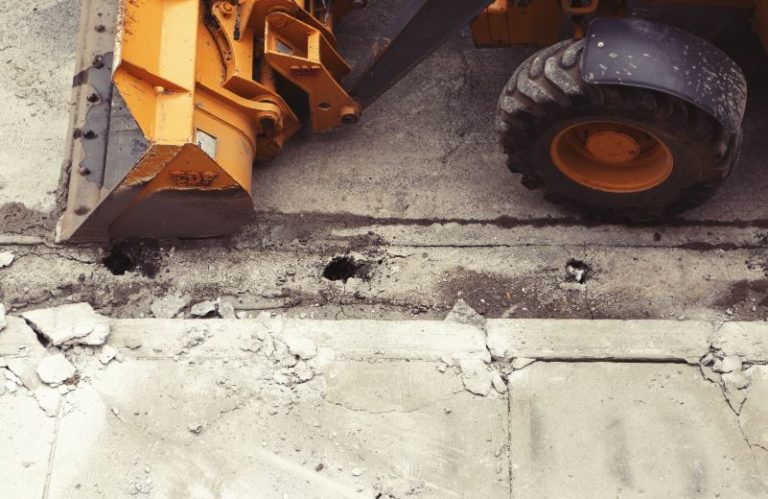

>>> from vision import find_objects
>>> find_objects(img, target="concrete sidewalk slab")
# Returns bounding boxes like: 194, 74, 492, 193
508, 362, 768, 498
44, 357, 509, 498
0, 391, 57, 498
2, 314, 768, 498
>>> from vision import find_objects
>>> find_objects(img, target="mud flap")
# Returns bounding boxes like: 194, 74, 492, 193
581, 17, 747, 132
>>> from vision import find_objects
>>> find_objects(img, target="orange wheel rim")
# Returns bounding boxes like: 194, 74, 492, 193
550, 121, 674, 193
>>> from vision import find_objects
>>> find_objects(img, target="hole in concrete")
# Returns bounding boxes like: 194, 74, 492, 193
102, 241, 161, 278
565, 259, 591, 284
322, 256, 370, 283
103, 244, 136, 276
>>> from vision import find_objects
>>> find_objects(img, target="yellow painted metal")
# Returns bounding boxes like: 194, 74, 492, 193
264, 11, 360, 131
114, 0, 197, 144
62, 0, 360, 240
471, 0, 564, 48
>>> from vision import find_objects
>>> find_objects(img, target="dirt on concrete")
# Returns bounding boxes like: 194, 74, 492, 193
2, 0, 768, 324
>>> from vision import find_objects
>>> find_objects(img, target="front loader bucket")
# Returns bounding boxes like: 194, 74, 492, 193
57, 0, 255, 242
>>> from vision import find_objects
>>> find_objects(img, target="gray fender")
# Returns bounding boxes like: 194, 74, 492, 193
581, 17, 747, 132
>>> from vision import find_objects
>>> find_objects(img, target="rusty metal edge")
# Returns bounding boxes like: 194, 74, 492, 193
55, 0, 119, 243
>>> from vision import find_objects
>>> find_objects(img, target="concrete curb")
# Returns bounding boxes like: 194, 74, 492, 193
92, 318, 768, 364
5, 315, 768, 364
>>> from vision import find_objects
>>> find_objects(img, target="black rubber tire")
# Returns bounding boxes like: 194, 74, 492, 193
497, 38, 743, 222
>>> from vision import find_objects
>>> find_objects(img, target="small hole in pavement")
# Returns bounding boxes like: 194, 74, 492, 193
565, 259, 591, 284
102, 241, 162, 277
103, 244, 136, 276
322, 256, 370, 283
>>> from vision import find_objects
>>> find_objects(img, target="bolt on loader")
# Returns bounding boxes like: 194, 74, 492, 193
58, 0, 764, 241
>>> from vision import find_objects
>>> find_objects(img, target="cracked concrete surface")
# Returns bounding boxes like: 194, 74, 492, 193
2, 308, 768, 497
3, 1, 768, 497
2, 1, 768, 323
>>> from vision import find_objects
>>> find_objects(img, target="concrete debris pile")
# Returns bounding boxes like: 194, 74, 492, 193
150, 295, 240, 319
0, 303, 115, 416
700, 351, 752, 414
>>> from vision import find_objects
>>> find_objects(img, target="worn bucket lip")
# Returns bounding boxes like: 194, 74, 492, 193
56, 0, 121, 243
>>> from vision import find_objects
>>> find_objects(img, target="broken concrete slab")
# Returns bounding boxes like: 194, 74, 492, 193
21, 303, 110, 347
0, 303, 6, 331
0, 316, 45, 358
487, 319, 713, 362
3, 317, 768, 496
508, 362, 768, 497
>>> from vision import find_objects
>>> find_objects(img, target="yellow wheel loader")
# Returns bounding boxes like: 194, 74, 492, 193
58, 0, 766, 241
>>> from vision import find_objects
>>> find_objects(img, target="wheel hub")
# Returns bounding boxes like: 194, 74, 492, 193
585, 131, 641, 164
550, 121, 674, 193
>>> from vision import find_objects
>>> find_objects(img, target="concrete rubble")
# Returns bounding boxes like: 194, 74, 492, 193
21, 303, 110, 347
149, 294, 188, 319
189, 300, 217, 317
36, 353, 75, 385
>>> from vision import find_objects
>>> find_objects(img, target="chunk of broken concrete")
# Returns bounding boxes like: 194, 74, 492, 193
719, 355, 742, 374
699, 363, 721, 384
217, 301, 236, 320
190, 300, 217, 317
98, 345, 117, 365
722, 370, 750, 390
22, 303, 110, 347
0, 251, 14, 268
283, 335, 317, 360
36, 353, 75, 386
0, 303, 6, 332
445, 299, 485, 327
150, 294, 188, 319
458, 358, 492, 396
